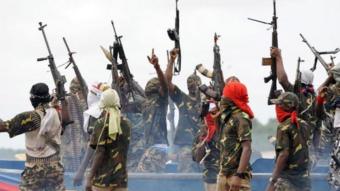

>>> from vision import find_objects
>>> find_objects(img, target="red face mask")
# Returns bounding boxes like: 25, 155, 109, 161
275, 105, 299, 128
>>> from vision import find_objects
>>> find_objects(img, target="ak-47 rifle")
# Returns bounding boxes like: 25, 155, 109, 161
299, 33, 340, 73
167, 0, 181, 75
248, 0, 278, 105
195, 34, 224, 101
37, 22, 72, 127
62, 37, 89, 108
294, 57, 304, 97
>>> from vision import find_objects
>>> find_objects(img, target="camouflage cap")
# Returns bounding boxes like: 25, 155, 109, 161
187, 74, 201, 86
70, 78, 81, 94
270, 92, 299, 110
145, 77, 160, 97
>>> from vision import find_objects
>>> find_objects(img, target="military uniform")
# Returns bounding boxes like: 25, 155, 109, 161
285, 84, 321, 166
89, 117, 131, 189
274, 118, 311, 191
126, 112, 145, 172
20, 160, 65, 191
171, 85, 202, 173
136, 144, 168, 173
142, 78, 168, 146
217, 107, 252, 191
323, 83, 340, 189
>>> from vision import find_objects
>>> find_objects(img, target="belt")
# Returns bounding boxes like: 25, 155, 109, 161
26, 153, 60, 164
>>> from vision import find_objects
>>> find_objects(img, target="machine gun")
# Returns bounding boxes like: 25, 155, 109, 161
299, 33, 340, 73
248, 0, 278, 105
167, 0, 181, 75
62, 37, 89, 108
37, 22, 72, 127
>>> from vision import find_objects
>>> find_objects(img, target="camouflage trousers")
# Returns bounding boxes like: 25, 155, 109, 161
137, 144, 168, 173
176, 145, 201, 173
216, 174, 251, 191
20, 161, 65, 191
274, 178, 310, 191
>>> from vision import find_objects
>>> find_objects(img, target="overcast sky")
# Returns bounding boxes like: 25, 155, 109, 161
0, 0, 339, 149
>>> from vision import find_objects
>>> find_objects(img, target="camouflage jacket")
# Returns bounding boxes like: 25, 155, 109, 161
142, 90, 168, 146
126, 112, 145, 172
136, 144, 168, 173
286, 84, 319, 142
275, 118, 310, 180
89, 117, 131, 188
171, 86, 202, 146
219, 108, 252, 178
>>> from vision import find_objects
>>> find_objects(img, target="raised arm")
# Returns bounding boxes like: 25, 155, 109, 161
271, 48, 292, 91
147, 49, 168, 96
165, 48, 179, 93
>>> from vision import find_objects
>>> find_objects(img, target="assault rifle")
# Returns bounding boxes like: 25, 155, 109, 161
37, 22, 72, 127
294, 57, 304, 99
107, 21, 143, 102
212, 33, 224, 97
62, 37, 89, 108
299, 33, 340, 73
248, 0, 278, 105
167, 0, 181, 75
100, 46, 123, 105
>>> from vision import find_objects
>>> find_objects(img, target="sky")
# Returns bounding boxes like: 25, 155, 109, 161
0, 0, 339, 149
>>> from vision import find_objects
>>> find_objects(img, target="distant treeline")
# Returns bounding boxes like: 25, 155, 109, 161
0, 148, 25, 160
252, 118, 277, 151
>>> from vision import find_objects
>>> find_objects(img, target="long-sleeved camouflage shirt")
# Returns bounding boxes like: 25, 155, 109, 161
171, 86, 202, 146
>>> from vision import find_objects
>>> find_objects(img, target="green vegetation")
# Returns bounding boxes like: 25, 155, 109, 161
252, 118, 278, 151
0, 148, 25, 160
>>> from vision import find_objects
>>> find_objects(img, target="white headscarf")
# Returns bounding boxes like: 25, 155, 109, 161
83, 83, 103, 132
99, 88, 122, 140
301, 70, 314, 85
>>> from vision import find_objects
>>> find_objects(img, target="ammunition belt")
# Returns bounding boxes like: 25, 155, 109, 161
26, 153, 60, 164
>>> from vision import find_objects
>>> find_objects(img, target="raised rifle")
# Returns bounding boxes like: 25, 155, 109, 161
62, 37, 89, 108
100, 46, 123, 105
107, 21, 140, 102
167, 0, 181, 75
212, 33, 224, 97
37, 22, 72, 127
300, 33, 340, 73
294, 57, 304, 98
248, 0, 278, 105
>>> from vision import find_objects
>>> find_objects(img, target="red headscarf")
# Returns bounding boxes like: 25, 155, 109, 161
223, 82, 254, 119
275, 106, 299, 128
